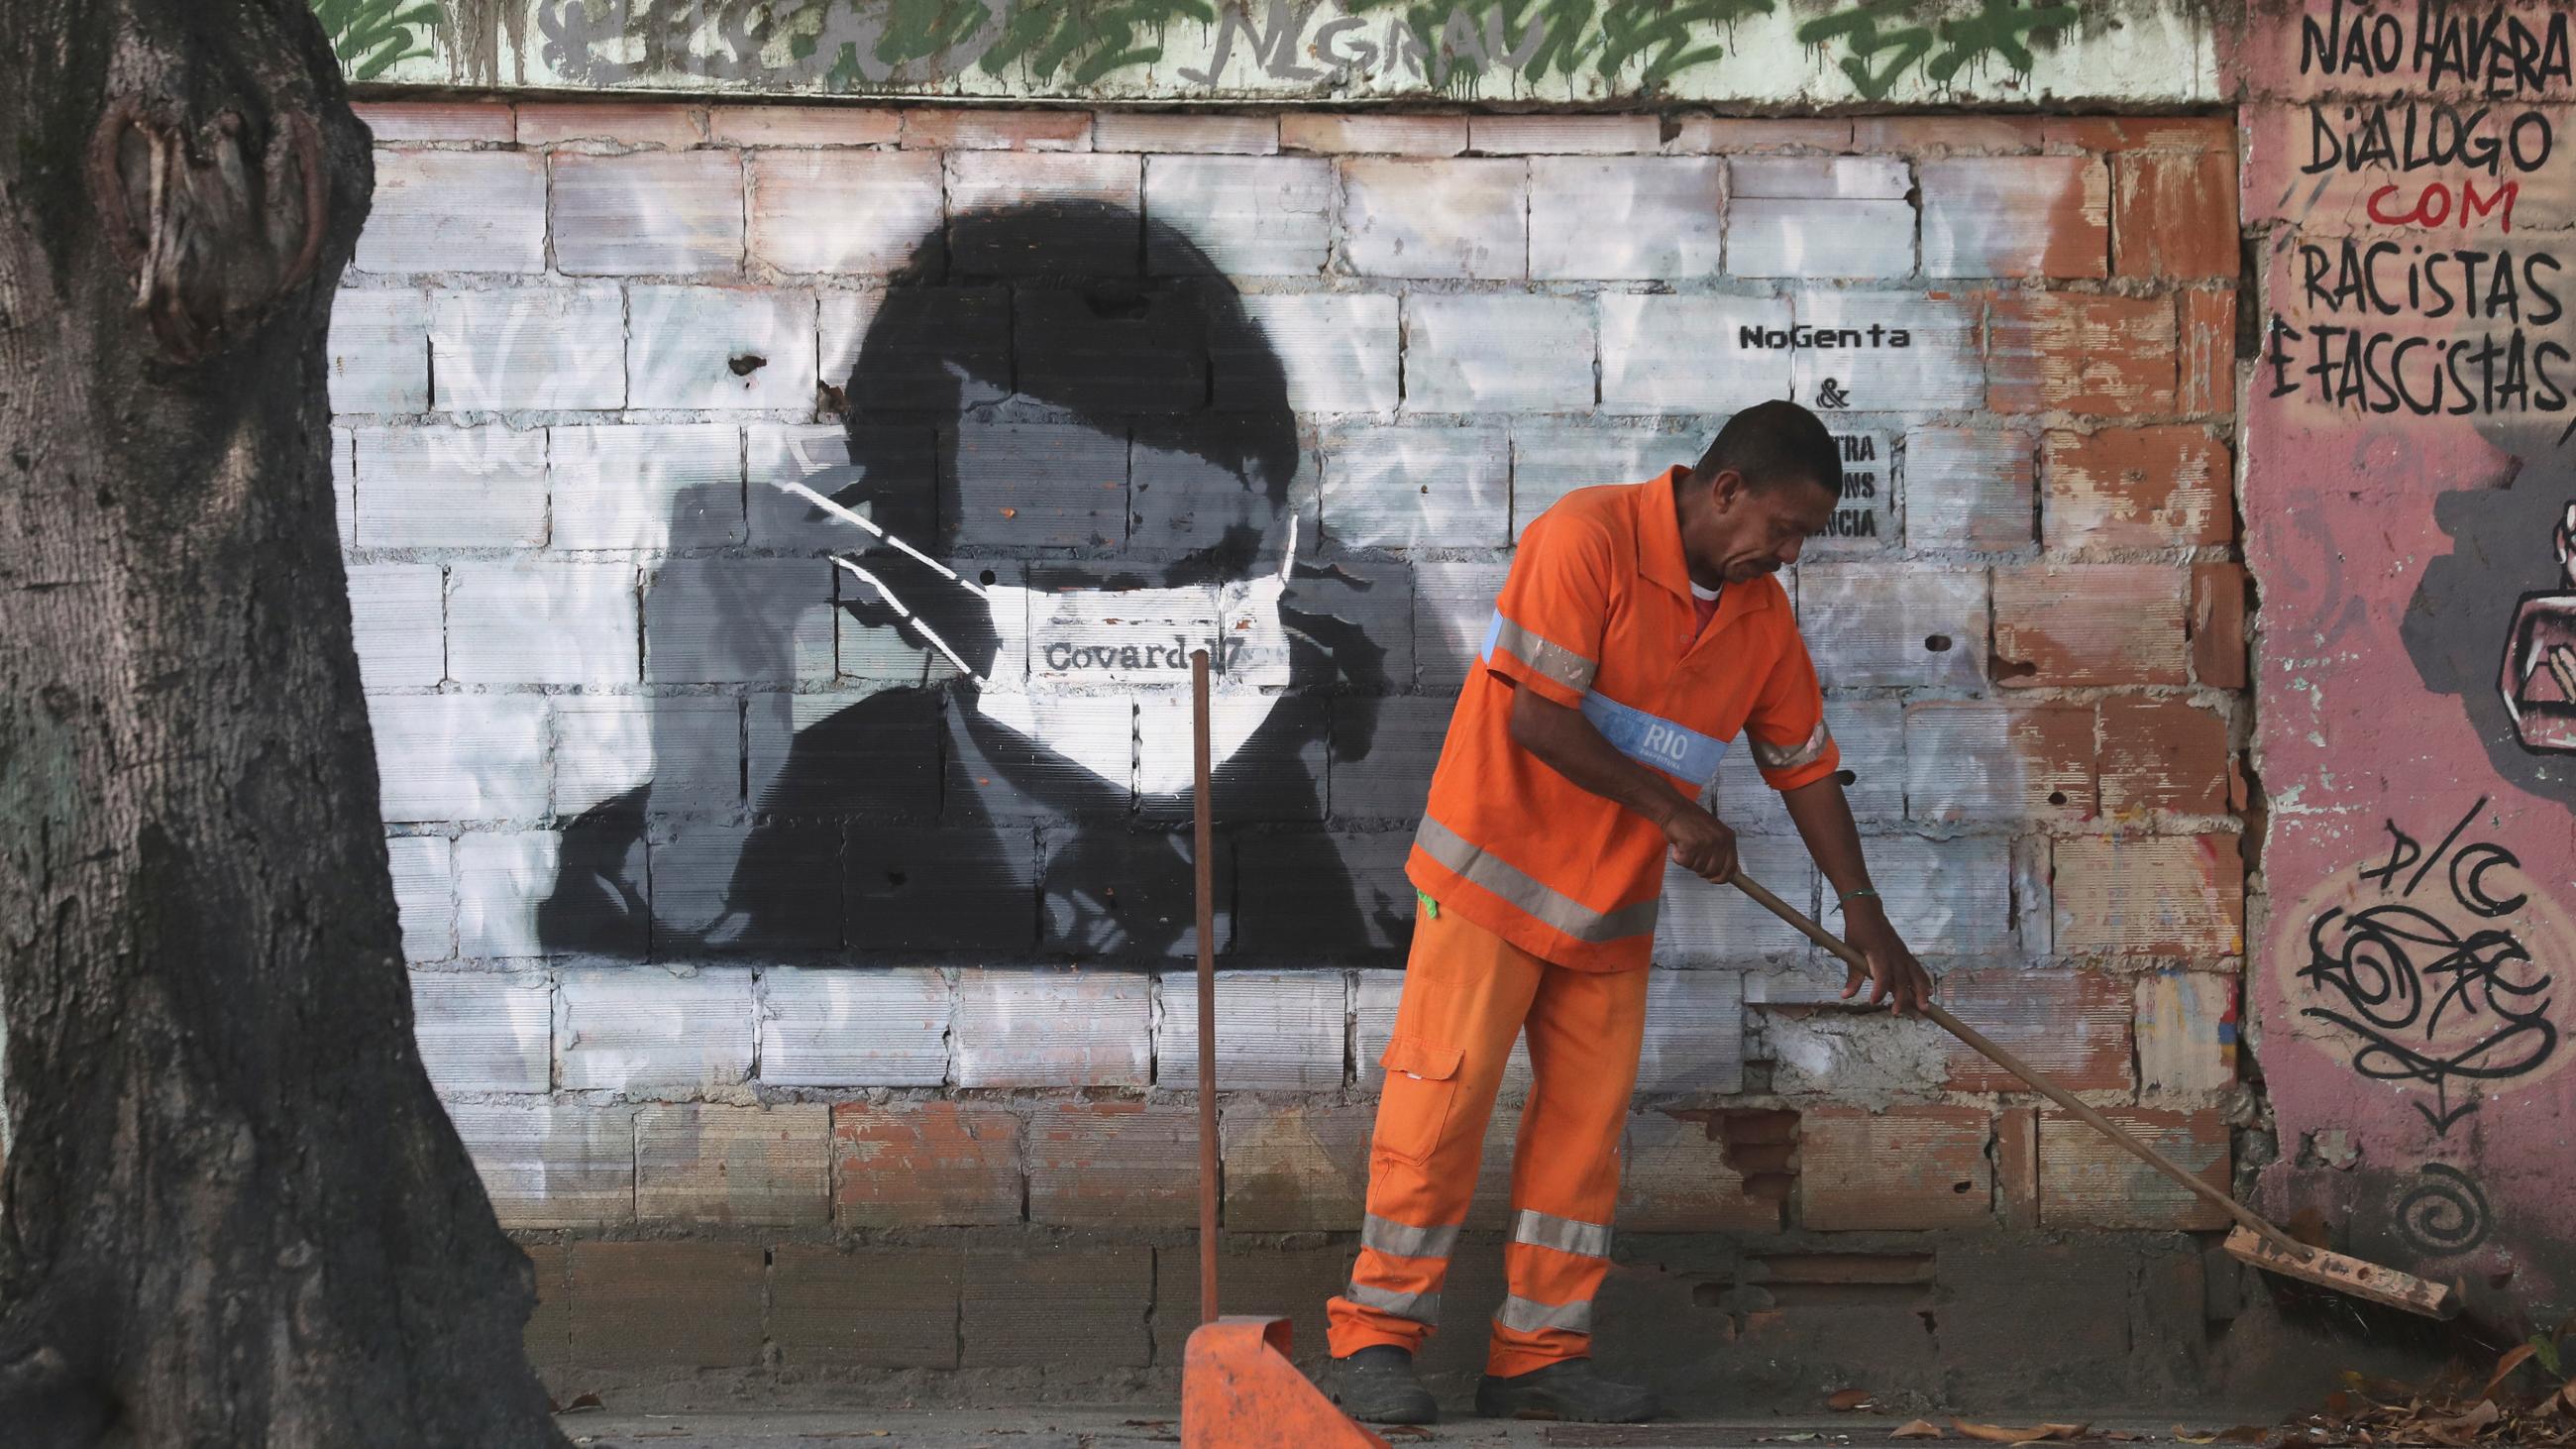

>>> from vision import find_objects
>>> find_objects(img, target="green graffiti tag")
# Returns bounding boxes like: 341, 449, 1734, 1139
319, 0, 2086, 96
1796, 0, 2078, 101
315, 0, 448, 80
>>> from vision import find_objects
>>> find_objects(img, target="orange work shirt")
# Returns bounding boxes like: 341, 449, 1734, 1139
1406, 467, 1841, 972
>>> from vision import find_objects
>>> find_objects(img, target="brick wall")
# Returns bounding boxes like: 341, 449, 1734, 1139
336, 97, 2244, 1393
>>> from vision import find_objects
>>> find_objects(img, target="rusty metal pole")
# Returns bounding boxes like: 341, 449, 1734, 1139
1191, 648, 1220, 1325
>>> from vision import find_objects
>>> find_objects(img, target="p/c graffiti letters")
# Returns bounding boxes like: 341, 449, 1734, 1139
2292, 798, 2562, 1137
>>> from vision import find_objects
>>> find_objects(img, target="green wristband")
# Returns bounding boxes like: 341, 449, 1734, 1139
1842, 886, 1879, 902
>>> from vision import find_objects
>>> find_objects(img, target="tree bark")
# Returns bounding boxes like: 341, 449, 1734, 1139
0, 3, 569, 1445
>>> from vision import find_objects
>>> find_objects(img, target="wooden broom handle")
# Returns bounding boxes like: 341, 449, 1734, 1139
1725, 869, 2306, 1257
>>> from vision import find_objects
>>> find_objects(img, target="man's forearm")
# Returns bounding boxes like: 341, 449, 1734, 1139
1781, 774, 1875, 897
1509, 689, 1690, 826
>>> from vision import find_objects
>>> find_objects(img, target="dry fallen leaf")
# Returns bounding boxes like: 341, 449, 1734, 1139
1948, 1422, 2083, 1444
2170, 1434, 2216, 1446
1891, 1421, 1943, 1439
1830, 1389, 1879, 1411
2485, 1345, 2539, 1401
1379, 1426, 1435, 1441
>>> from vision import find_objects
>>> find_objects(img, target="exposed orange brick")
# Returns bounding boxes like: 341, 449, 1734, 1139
1902, 700, 2099, 822
1940, 969, 2135, 1093
2039, 1106, 2230, 1230
1986, 292, 2178, 414
1221, 1101, 1368, 1232
2190, 563, 2250, 690
1992, 564, 2191, 688
2052, 835, 2244, 956
1279, 113, 1466, 156
1798, 1105, 1993, 1231
1094, 112, 1278, 154
2114, 150, 2240, 280
2098, 697, 2231, 817
1996, 1107, 2040, 1229
2043, 426, 2233, 551
1922, 158, 2109, 279
2043, 116, 2234, 153
707, 105, 903, 148
2179, 287, 2239, 416
1853, 116, 2047, 154
1025, 1099, 1197, 1227
901, 108, 1092, 151
354, 99, 513, 144
568, 1242, 764, 1371
1621, 1110, 1789, 1233
1664, 117, 1853, 154
832, 1101, 1023, 1227
516, 102, 705, 148
638, 1103, 830, 1225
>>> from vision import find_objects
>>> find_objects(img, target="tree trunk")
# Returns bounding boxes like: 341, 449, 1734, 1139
0, 4, 568, 1444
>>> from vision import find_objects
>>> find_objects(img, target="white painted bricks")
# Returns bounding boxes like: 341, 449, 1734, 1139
444, 1101, 636, 1228
371, 694, 548, 823
387, 836, 455, 961
747, 150, 944, 274
1341, 158, 1526, 279
1529, 158, 1723, 280
430, 288, 626, 412
1600, 295, 1792, 414
411, 971, 552, 1092
1322, 424, 1507, 551
1728, 157, 1913, 279
627, 287, 817, 410
352, 425, 547, 548
1827, 834, 2016, 957
447, 561, 640, 685
1797, 565, 1989, 690
357, 152, 547, 275
1790, 292, 1982, 414
1906, 428, 2038, 551
347, 563, 445, 689
1510, 426, 1680, 535
1636, 969, 1748, 1096
636, 1103, 831, 1223
760, 968, 950, 1086
953, 969, 1150, 1087
1655, 836, 1819, 963
552, 151, 747, 275
1234, 294, 1400, 413
328, 289, 431, 413
550, 424, 746, 551
558, 966, 759, 1091
1145, 156, 1334, 276
1154, 971, 1347, 1091
947, 151, 1140, 225
454, 831, 562, 958
1402, 294, 1594, 413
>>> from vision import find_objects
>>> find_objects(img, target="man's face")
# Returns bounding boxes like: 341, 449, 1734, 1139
1687, 469, 1836, 584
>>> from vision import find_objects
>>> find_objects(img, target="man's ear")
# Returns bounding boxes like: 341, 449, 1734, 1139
1708, 468, 1747, 510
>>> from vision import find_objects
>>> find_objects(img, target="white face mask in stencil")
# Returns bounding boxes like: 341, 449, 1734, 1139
978, 574, 1292, 797
781, 476, 1301, 800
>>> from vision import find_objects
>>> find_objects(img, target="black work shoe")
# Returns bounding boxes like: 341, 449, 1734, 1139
1475, 1359, 1660, 1422
1327, 1345, 1440, 1425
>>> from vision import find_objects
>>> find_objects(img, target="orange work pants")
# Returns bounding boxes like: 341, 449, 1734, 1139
1325, 900, 1648, 1378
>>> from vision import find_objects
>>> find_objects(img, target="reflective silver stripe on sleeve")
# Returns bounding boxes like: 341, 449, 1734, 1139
1751, 717, 1834, 773
1415, 816, 1660, 945
1343, 1281, 1441, 1325
1512, 1209, 1612, 1260
1483, 611, 1597, 693
1363, 1214, 1462, 1261
1495, 1293, 1593, 1336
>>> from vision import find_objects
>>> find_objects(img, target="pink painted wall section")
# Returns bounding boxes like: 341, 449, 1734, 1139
2238, 0, 2576, 1320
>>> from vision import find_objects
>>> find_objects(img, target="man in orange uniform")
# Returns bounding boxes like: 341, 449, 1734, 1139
1324, 400, 1935, 1424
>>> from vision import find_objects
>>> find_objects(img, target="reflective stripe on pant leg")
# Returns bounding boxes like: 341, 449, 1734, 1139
1495, 1294, 1593, 1336
1511, 1209, 1610, 1260
1364, 1214, 1462, 1261
1343, 1281, 1441, 1326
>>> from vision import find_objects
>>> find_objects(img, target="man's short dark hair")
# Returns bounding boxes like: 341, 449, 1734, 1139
1691, 399, 1842, 502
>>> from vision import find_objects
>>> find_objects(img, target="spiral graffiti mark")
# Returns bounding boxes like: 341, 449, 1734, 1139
2293, 799, 2562, 1135
2393, 1164, 2492, 1257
